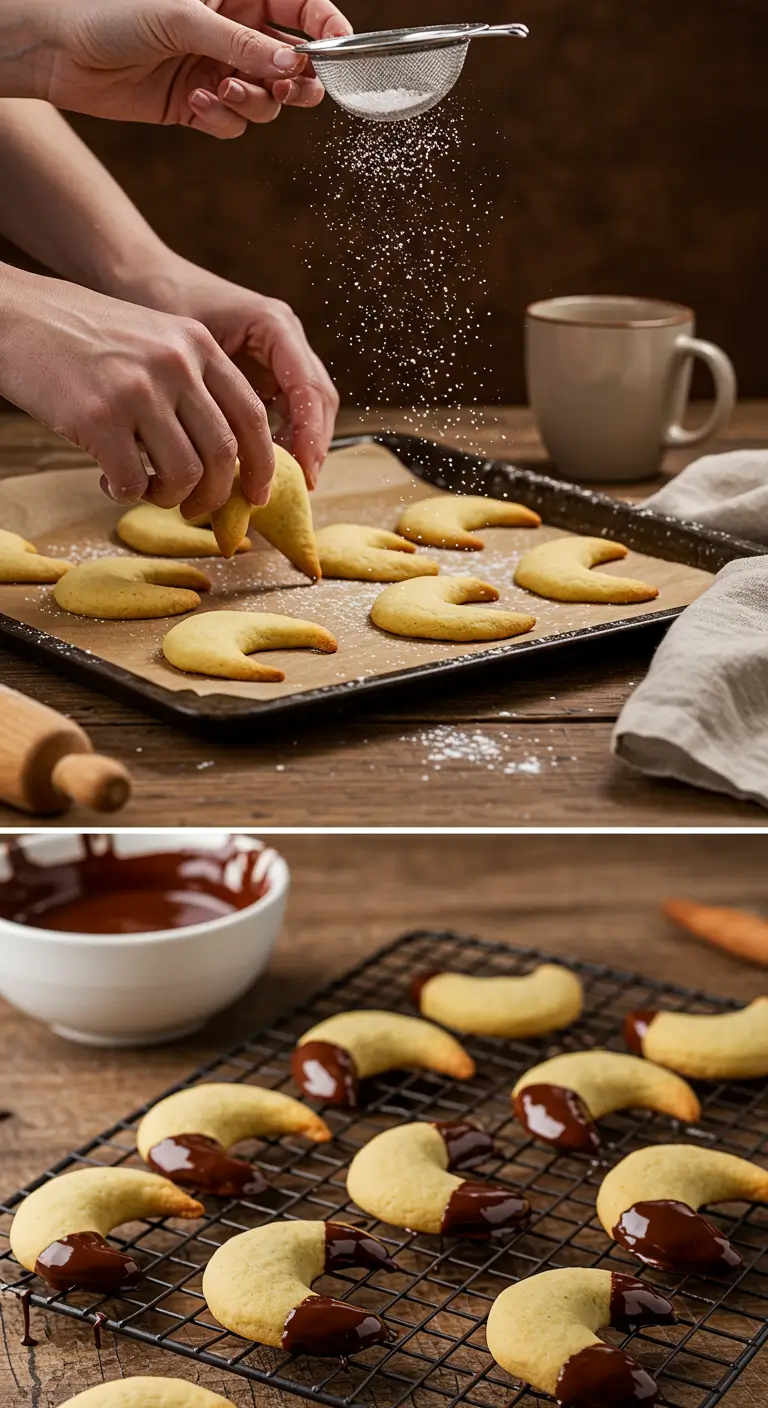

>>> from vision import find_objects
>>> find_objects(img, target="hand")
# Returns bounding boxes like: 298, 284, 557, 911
123, 255, 339, 488
0, 268, 276, 513
42, 0, 352, 137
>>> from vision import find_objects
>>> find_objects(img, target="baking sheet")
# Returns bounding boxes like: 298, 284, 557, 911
0, 442, 715, 723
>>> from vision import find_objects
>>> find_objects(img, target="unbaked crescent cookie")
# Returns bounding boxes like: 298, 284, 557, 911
117, 503, 251, 558
53, 557, 210, 619
371, 575, 536, 642
412, 964, 583, 1037
0, 528, 70, 583
315, 523, 439, 581
292, 1009, 475, 1108
210, 448, 320, 579
60, 1381, 234, 1407
162, 610, 337, 681
624, 997, 768, 1080
397, 494, 541, 550
515, 536, 659, 604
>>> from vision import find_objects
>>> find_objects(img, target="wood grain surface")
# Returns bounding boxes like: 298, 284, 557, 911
1, 405, 767, 829
2, 832, 768, 1405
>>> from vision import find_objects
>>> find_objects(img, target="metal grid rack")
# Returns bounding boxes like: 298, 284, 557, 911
2, 930, 768, 1408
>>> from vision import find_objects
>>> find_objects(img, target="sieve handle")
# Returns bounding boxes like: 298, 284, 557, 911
475, 24, 529, 39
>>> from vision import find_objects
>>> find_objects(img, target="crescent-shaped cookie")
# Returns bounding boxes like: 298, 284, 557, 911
292, 1010, 475, 1108
412, 964, 583, 1038
515, 536, 659, 604
597, 1144, 768, 1272
117, 503, 251, 558
512, 1049, 700, 1152
624, 998, 768, 1080
162, 610, 338, 681
486, 1267, 675, 1405
346, 1121, 529, 1236
315, 524, 439, 582
60, 1381, 234, 1407
210, 448, 320, 579
397, 495, 541, 550
0, 528, 70, 583
53, 558, 210, 619
370, 576, 536, 642
203, 1219, 398, 1355
10, 1167, 202, 1291
137, 1083, 331, 1195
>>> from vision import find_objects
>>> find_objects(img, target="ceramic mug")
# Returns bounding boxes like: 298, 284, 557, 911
525, 295, 737, 482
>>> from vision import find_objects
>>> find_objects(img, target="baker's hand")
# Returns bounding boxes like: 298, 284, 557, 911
124, 256, 339, 489
43, 0, 352, 136
0, 270, 275, 513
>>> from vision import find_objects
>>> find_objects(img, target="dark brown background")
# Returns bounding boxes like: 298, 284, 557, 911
50, 0, 766, 405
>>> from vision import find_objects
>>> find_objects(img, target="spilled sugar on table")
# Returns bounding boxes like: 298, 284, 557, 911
0, 405, 767, 828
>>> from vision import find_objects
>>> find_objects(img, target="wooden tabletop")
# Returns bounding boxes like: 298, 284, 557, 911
1, 832, 767, 1405
1, 404, 767, 828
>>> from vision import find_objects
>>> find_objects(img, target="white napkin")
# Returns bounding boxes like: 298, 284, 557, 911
613, 451, 768, 808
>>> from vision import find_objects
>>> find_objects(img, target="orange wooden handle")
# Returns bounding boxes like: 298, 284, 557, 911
664, 898, 768, 967
50, 753, 132, 814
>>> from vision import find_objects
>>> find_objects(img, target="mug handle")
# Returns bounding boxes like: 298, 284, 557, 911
663, 335, 737, 448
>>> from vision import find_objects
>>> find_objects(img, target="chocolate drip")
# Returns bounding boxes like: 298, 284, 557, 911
410, 971, 441, 1007
441, 1182, 529, 1238
609, 1273, 676, 1330
18, 1289, 38, 1347
557, 1343, 659, 1407
623, 1011, 658, 1056
147, 1133, 268, 1198
292, 1041, 358, 1106
433, 1121, 496, 1170
92, 1312, 108, 1350
514, 1083, 600, 1153
0, 835, 269, 934
35, 1231, 142, 1293
324, 1222, 397, 1273
282, 1295, 396, 1360
613, 1199, 741, 1272
0, 1110, 11, 1122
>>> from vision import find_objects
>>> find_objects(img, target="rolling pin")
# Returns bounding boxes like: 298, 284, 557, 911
0, 684, 132, 815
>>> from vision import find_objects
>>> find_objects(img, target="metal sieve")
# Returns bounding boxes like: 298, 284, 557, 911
298, 23, 529, 124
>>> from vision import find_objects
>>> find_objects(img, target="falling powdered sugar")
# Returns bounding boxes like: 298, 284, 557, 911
341, 88, 431, 117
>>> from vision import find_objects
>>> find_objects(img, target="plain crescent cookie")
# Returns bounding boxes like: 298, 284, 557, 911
53, 558, 210, 620
210, 447, 320, 579
315, 523, 439, 581
370, 575, 536, 642
117, 503, 250, 558
60, 1380, 234, 1407
515, 536, 659, 604
397, 494, 541, 549
163, 609, 337, 681
0, 528, 70, 583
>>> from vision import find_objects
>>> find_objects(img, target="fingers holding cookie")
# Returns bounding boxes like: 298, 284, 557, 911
397, 495, 541, 550
0, 528, 71, 583
292, 1010, 476, 1108
53, 558, 210, 619
315, 524, 440, 582
515, 536, 659, 604
412, 964, 584, 1038
371, 576, 536, 643
117, 504, 251, 558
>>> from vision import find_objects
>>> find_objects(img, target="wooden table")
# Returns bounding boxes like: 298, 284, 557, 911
1, 832, 767, 1405
1, 405, 767, 828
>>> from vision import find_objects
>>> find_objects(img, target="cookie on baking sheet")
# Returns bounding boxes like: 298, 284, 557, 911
53, 557, 210, 619
486, 1267, 675, 1406
117, 503, 250, 558
412, 964, 583, 1038
512, 1049, 700, 1152
315, 523, 439, 581
60, 1380, 234, 1407
515, 535, 659, 604
370, 575, 536, 642
397, 494, 541, 550
347, 1120, 529, 1236
292, 1010, 475, 1108
203, 1220, 398, 1354
624, 997, 768, 1080
0, 527, 70, 583
210, 448, 320, 579
162, 610, 337, 681
10, 1167, 202, 1292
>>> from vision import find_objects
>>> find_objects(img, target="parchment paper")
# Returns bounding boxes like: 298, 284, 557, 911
0, 445, 714, 705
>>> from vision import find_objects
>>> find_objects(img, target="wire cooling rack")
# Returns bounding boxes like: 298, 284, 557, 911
2, 930, 768, 1408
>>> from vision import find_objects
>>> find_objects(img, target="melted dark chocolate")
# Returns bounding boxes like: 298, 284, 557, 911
410, 970, 441, 1007
514, 1083, 600, 1153
147, 1133, 268, 1197
623, 1011, 658, 1056
292, 1040, 359, 1106
324, 1223, 397, 1273
0, 835, 269, 934
282, 1295, 396, 1360
557, 1343, 659, 1407
433, 1121, 496, 1170
35, 1231, 142, 1293
18, 1289, 38, 1347
92, 1312, 108, 1350
609, 1273, 676, 1330
613, 1199, 741, 1272
441, 1182, 529, 1238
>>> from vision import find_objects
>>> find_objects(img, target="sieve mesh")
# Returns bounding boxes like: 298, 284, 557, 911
312, 43, 470, 123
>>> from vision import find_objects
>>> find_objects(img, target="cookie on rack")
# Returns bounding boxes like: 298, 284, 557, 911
371, 576, 536, 642
515, 535, 658, 604
0, 528, 70, 583
624, 998, 768, 1080
292, 1009, 475, 1108
412, 964, 583, 1037
162, 610, 337, 681
397, 494, 541, 550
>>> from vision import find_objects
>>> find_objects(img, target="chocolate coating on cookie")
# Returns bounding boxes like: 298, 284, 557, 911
282, 1296, 396, 1359
608, 1273, 677, 1330
292, 1041, 358, 1106
441, 1183, 529, 1238
623, 1011, 658, 1056
433, 1120, 496, 1170
614, 1199, 741, 1273
410, 971, 441, 1007
147, 1134, 268, 1198
513, 1083, 601, 1153
35, 1231, 141, 1293
557, 1343, 660, 1407
324, 1223, 397, 1273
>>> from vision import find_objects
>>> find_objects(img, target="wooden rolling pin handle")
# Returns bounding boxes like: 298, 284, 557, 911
50, 753, 132, 814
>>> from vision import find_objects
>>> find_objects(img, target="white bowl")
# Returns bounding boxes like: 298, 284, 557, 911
0, 832, 289, 1046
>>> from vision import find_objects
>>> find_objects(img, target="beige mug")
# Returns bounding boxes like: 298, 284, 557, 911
525, 295, 737, 482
